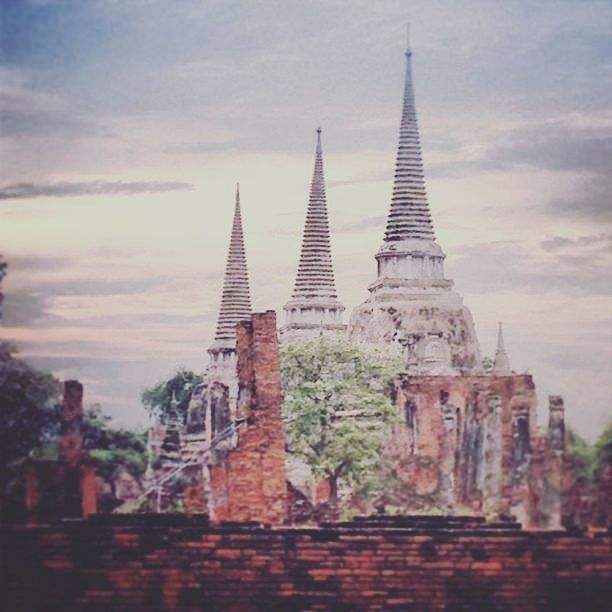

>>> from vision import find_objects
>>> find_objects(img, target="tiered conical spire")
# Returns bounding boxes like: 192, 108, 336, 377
292, 128, 338, 299
384, 39, 435, 242
213, 184, 252, 344
492, 322, 511, 375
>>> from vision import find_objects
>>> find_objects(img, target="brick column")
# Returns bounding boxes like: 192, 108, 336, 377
25, 380, 97, 521
210, 311, 288, 524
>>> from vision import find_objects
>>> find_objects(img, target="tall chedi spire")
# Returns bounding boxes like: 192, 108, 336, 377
209, 184, 252, 360
349, 33, 481, 374
374, 31, 446, 286
384, 31, 435, 243
492, 322, 511, 375
183, 185, 252, 450
280, 128, 346, 343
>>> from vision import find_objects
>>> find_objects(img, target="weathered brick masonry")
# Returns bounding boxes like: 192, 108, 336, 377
1, 516, 610, 611
24, 380, 97, 522
209, 311, 288, 524
390, 374, 563, 528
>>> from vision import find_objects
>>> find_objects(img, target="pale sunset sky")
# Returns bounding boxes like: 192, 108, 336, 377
1, 0, 611, 439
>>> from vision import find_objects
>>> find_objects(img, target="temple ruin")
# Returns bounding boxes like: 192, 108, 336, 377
143, 40, 570, 530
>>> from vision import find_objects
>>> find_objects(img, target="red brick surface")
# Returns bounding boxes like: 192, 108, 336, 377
390, 375, 562, 527
209, 311, 288, 524
25, 380, 97, 521
1, 516, 610, 611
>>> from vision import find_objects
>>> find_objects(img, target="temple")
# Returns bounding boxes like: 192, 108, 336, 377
146, 186, 253, 507
142, 37, 569, 530
280, 128, 346, 342
349, 40, 480, 375
206, 183, 252, 388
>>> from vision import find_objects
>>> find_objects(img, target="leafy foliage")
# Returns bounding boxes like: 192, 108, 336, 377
0, 342, 147, 519
566, 427, 596, 481
281, 338, 403, 503
481, 356, 493, 374
0, 343, 62, 519
82, 405, 147, 484
141, 369, 204, 426
594, 420, 612, 475
566, 423, 612, 483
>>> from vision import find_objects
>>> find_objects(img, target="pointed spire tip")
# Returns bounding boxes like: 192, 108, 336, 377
316, 127, 322, 153
405, 23, 412, 56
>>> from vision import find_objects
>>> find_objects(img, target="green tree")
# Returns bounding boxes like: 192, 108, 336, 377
0, 343, 62, 520
81, 406, 148, 512
481, 356, 494, 374
0, 259, 147, 517
566, 427, 597, 482
594, 421, 612, 476
0, 345, 149, 520
141, 369, 203, 426
281, 338, 403, 506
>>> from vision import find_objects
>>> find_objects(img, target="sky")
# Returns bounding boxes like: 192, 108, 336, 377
1, 0, 611, 440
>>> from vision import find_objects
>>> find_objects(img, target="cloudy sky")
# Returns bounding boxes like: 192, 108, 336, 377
1, 0, 610, 439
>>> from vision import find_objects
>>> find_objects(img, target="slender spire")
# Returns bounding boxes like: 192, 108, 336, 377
492, 322, 511, 375
292, 128, 338, 299
384, 37, 435, 242
213, 184, 252, 344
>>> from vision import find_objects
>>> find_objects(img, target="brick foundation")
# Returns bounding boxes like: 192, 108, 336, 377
1, 516, 610, 611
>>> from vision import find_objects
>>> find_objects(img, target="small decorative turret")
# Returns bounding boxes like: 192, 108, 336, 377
281, 129, 346, 343
209, 184, 252, 361
492, 322, 511, 375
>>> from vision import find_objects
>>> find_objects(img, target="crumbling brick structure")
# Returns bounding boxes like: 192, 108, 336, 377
209, 311, 288, 524
387, 374, 564, 528
2, 515, 610, 610
25, 380, 97, 522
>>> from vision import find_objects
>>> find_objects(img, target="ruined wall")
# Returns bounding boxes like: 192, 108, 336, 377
389, 374, 561, 527
562, 457, 612, 529
2, 516, 610, 611
209, 311, 288, 524
529, 396, 566, 529
25, 380, 97, 522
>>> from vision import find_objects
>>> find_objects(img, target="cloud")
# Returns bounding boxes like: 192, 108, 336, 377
543, 175, 612, 222
488, 128, 612, 175
333, 215, 386, 233
429, 120, 612, 223
540, 233, 612, 252
0, 180, 194, 200
327, 173, 390, 189
450, 238, 612, 297
431, 122, 612, 176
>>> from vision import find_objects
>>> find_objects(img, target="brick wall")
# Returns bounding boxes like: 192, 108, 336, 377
1, 516, 610, 611
391, 374, 561, 527
25, 380, 97, 522
209, 311, 288, 524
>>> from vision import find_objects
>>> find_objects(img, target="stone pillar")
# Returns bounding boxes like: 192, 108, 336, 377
59, 380, 84, 467
209, 311, 288, 524
543, 395, 565, 529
